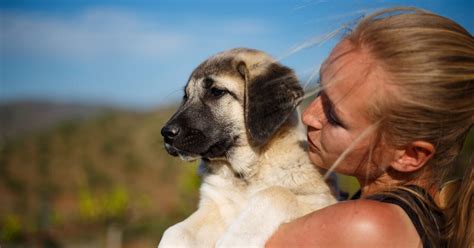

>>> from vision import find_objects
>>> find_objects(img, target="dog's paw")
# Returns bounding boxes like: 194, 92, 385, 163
215, 187, 300, 248
158, 225, 193, 248
216, 231, 264, 248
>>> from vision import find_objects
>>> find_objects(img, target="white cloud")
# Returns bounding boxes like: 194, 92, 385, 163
0, 8, 273, 62
0, 7, 275, 61
1, 8, 189, 60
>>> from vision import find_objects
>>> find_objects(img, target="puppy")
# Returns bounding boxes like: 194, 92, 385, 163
159, 48, 336, 248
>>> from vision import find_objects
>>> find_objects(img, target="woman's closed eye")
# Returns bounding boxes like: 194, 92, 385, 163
326, 107, 342, 126
320, 92, 344, 127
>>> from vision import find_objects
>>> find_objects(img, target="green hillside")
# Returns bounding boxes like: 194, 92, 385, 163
0, 106, 200, 247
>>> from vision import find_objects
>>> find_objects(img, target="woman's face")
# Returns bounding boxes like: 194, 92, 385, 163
302, 40, 390, 178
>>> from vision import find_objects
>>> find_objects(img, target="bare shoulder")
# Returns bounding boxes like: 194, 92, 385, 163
266, 199, 421, 248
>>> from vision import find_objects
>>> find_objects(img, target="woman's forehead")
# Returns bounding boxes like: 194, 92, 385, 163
319, 40, 383, 125
322, 51, 368, 87
321, 40, 355, 75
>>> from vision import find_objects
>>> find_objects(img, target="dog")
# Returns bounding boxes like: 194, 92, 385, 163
159, 48, 336, 248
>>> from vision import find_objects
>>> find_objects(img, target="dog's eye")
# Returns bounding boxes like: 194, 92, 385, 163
203, 78, 214, 88
209, 87, 226, 97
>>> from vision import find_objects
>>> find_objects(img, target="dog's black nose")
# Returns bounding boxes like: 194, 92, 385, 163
161, 124, 180, 139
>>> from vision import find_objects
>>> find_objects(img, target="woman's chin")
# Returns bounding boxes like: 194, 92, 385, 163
308, 152, 353, 175
308, 152, 327, 170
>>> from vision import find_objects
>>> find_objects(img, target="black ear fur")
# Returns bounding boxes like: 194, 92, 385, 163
242, 62, 303, 147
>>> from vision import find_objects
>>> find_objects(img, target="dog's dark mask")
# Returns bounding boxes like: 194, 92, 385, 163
161, 98, 234, 159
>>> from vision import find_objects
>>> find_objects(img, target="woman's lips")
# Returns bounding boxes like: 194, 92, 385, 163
306, 135, 321, 153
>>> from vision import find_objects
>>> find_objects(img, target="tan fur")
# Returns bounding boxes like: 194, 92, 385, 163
158, 49, 336, 248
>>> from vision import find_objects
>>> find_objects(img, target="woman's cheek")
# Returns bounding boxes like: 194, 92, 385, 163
321, 126, 353, 163
321, 126, 346, 150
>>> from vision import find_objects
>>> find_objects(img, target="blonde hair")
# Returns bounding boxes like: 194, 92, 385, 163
344, 7, 474, 247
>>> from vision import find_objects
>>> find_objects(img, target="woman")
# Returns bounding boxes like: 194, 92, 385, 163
266, 8, 473, 248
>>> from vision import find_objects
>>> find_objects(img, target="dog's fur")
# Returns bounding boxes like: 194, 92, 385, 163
159, 48, 336, 248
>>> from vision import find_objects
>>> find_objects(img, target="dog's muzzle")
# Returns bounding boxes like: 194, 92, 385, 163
161, 121, 235, 160
161, 123, 187, 157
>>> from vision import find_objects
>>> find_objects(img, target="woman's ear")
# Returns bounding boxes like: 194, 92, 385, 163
390, 141, 435, 172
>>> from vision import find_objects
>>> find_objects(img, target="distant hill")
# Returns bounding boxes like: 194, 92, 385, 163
0, 101, 118, 142
0, 101, 200, 247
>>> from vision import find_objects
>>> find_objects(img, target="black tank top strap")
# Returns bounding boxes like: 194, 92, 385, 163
351, 185, 445, 248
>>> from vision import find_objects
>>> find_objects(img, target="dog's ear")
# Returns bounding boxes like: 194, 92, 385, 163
238, 61, 303, 147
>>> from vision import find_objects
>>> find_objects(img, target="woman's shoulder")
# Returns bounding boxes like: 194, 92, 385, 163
266, 199, 421, 247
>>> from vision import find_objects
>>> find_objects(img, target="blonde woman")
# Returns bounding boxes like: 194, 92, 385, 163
267, 8, 473, 248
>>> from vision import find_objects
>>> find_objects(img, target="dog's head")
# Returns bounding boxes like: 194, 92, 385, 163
161, 48, 303, 161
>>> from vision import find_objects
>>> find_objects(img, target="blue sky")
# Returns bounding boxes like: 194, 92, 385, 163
1, 0, 473, 109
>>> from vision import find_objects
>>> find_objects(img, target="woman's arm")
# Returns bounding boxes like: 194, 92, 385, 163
266, 199, 421, 248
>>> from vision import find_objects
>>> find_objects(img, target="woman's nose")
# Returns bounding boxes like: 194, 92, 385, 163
302, 98, 324, 130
